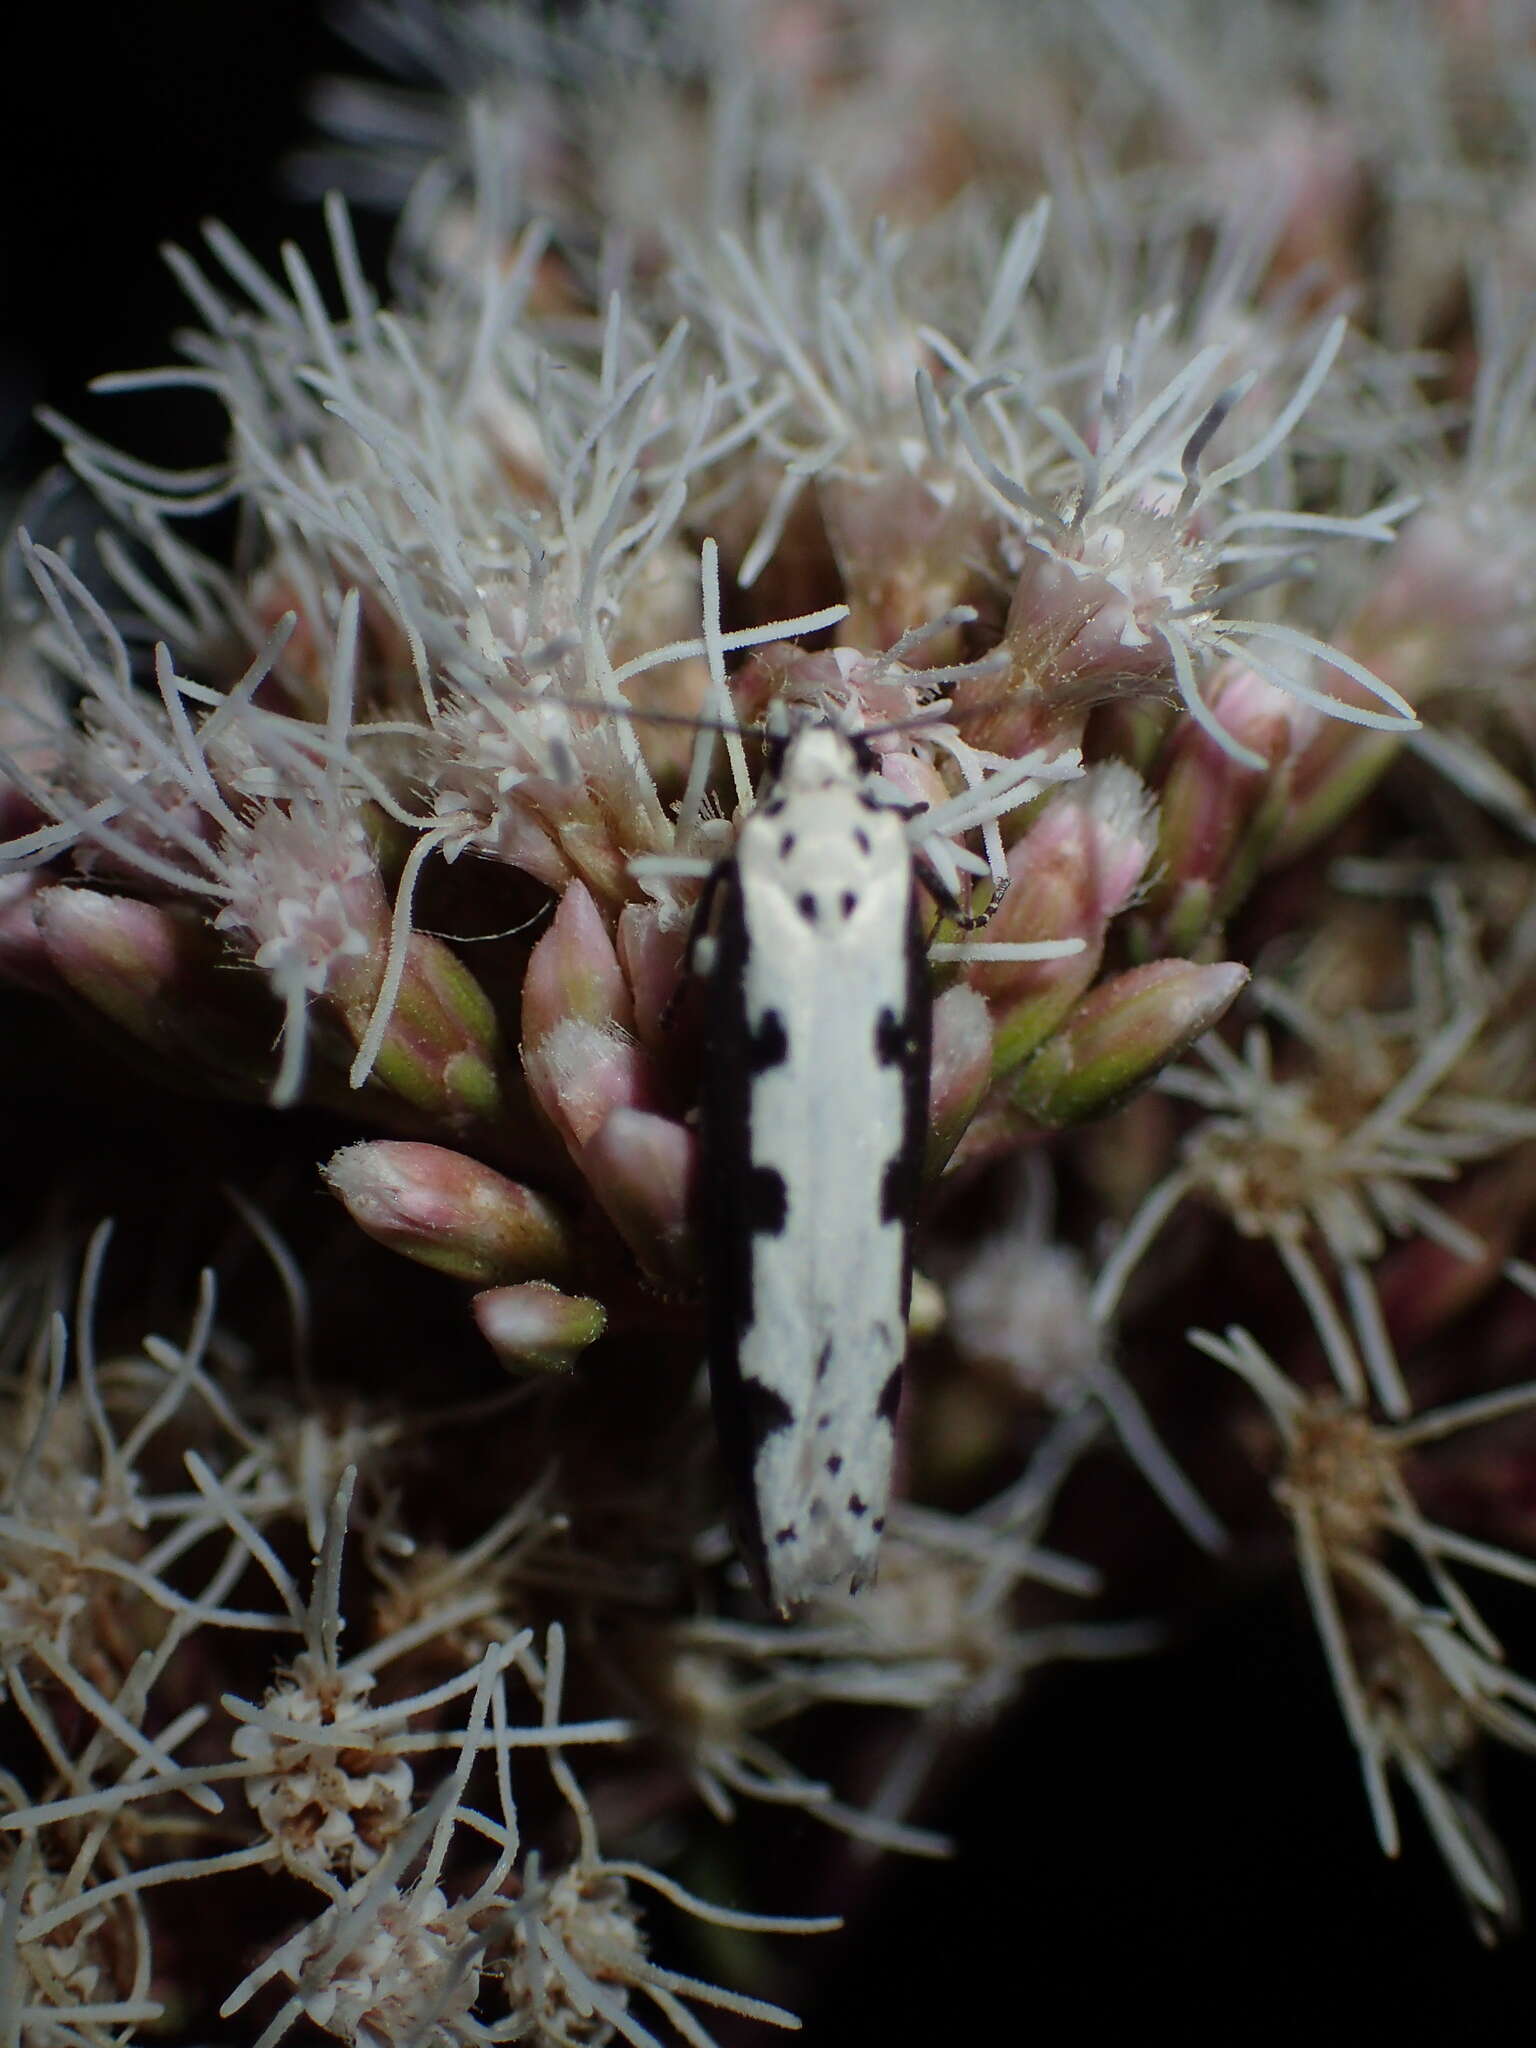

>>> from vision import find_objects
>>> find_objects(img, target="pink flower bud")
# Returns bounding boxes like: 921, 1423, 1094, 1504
472, 1282, 607, 1372
1004, 527, 1184, 696
1141, 664, 1305, 952
928, 984, 994, 1170
1007, 548, 1149, 687
523, 1019, 655, 1154
617, 904, 689, 1053
323, 1141, 574, 1285
1010, 960, 1248, 1128
523, 884, 662, 1165
37, 886, 188, 1028
522, 882, 634, 1043
554, 818, 636, 907
35, 885, 278, 1087
971, 767, 1156, 1072
580, 1107, 696, 1282
0, 876, 65, 995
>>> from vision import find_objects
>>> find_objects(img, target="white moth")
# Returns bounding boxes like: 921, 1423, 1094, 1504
695, 711, 929, 1617
612, 559, 1083, 1615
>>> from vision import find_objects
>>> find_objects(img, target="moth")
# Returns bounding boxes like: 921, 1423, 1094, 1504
693, 710, 931, 1616
605, 578, 1074, 1614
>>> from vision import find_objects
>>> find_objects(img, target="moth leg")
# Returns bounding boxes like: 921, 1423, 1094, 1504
915, 848, 1010, 931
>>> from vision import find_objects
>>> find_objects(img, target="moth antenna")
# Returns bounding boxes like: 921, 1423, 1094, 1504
488, 681, 759, 742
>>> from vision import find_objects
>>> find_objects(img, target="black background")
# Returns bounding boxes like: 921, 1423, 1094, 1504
4, 2, 1536, 2037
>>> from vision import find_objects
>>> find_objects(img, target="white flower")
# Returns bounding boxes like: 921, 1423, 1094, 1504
1194, 1321, 1536, 1933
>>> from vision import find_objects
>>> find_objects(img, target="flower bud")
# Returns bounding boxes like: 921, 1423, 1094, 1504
617, 903, 689, 1053
472, 1282, 607, 1372
523, 884, 660, 1164
523, 881, 635, 1042
359, 933, 505, 1126
971, 766, 1156, 1072
35, 885, 280, 1088
1139, 664, 1303, 953
0, 875, 64, 995
579, 1107, 695, 1283
1009, 960, 1248, 1128
323, 1141, 574, 1285
37, 886, 199, 1032
927, 984, 994, 1171
525, 1019, 656, 1156
961, 519, 1186, 762
1007, 542, 1176, 693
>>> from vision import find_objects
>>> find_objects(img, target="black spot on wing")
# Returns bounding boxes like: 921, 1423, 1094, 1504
815, 1340, 832, 1383
848, 1493, 868, 1517
747, 1166, 787, 1236
826, 1454, 843, 1476
741, 1375, 794, 1445
881, 1151, 910, 1225
773, 1524, 798, 1547
779, 832, 796, 856
875, 1005, 907, 1066
854, 827, 871, 856
748, 1008, 788, 1072
840, 891, 858, 919
797, 891, 819, 925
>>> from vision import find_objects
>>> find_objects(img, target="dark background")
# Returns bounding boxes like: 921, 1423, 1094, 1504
4, 1, 1536, 2037
0, 3, 388, 493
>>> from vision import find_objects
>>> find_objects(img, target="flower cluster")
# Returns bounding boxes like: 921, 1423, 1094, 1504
8, 0, 1536, 2036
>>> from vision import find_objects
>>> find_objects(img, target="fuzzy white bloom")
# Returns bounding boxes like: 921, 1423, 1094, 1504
231, 1649, 417, 1887
215, 807, 381, 990
237, 1877, 484, 2048
1094, 893, 1536, 1416
1193, 1322, 1536, 1936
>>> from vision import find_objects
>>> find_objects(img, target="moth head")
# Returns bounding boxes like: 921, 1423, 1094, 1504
761, 700, 876, 790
